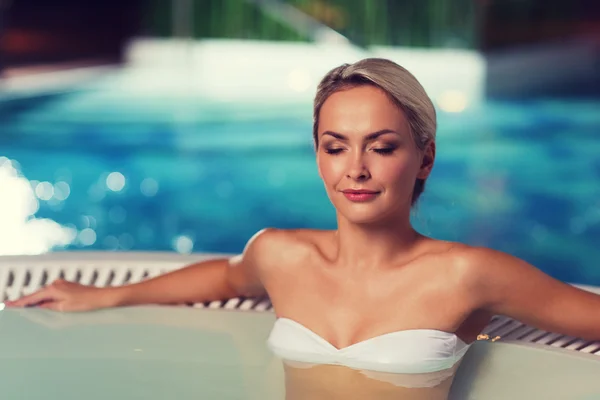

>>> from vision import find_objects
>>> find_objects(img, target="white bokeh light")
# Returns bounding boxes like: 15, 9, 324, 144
53, 181, 71, 201
140, 178, 159, 197
81, 215, 97, 229
119, 233, 135, 250
78, 228, 97, 246
173, 235, 194, 254
35, 181, 54, 201
106, 172, 126, 192
437, 90, 468, 113
0, 161, 76, 255
103, 235, 119, 250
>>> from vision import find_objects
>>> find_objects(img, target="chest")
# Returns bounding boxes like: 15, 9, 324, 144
265, 263, 471, 348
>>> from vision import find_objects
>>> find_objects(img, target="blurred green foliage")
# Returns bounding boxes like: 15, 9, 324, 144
144, 0, 307, 41
289, 0, 476, 48
142, 0, 477, 48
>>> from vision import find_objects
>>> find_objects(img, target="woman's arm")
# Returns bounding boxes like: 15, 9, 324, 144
5, 229, 273, 312
467, 247, 600, 341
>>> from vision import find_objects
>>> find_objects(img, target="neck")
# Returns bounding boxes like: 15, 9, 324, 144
333, 213, 423, 271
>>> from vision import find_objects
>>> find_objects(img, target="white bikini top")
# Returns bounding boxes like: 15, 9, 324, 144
267, 318, 472, 375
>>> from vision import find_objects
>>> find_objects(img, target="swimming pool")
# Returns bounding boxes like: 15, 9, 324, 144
1, 74, 599, 285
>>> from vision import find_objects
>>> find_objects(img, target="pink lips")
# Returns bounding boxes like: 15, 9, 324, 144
341, 189, 380, 202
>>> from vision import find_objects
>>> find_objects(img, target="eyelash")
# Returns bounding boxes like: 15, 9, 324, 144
374, 148, 395, 155
324, 148, 395, 155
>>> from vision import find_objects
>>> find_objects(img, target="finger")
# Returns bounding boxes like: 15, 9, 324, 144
49, 278, 64, 286
5, 289, 55, 308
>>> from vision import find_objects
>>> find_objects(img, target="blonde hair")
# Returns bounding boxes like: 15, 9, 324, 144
313, 58, 437, 205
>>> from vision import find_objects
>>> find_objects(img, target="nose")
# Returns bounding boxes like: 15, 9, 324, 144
346, 152, 371, 181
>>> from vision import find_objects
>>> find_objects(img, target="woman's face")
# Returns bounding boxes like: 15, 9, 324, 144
316, 85, 434, 225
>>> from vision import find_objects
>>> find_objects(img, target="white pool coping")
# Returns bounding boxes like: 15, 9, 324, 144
0, 251, 598, 357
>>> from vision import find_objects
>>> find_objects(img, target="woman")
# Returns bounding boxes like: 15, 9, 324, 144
6, 58, 600, 395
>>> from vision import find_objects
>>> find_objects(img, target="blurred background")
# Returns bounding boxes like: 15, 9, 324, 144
0, 0, 599, 285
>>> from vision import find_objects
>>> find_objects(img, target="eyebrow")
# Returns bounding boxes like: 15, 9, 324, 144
321, 129, 400, 142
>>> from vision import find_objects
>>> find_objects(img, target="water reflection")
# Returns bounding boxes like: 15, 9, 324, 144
140, 177, 159, 197
106, 171, 126, 192
0, 157, 76, 255
282, 359, 458, 400
173, 234, 194, 254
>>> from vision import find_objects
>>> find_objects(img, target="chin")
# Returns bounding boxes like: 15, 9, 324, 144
336, 205, 391, 225
333, 196, 409, 226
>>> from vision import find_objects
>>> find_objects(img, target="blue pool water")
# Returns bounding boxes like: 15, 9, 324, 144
1, 81, 600, 285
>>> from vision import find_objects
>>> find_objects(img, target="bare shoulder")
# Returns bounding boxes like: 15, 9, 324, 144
227, 228, 330, 298
442, 244, 529, 290
419, 241, 475, 277
442, 244, 494, 275
449, 244, 592, 298
245, 228, 333, 270
444, 244, 600, 340
444, 244, 543, 285
417, 242, 515, 301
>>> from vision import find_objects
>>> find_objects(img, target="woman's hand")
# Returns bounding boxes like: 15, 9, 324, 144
2, 229, 274, 313
4, 279, 118, 312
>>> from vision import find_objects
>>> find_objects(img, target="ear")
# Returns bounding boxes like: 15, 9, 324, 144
417, 141, 435, 180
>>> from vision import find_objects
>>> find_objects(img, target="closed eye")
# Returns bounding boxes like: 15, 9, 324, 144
324, 148, 344, 155
373, 148, 395, 155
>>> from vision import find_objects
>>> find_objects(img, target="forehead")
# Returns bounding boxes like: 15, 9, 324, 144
318, 85, 409, 136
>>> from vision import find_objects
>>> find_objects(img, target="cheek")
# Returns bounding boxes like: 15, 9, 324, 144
373, 156, 419, 187
317, 155, 345, 184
